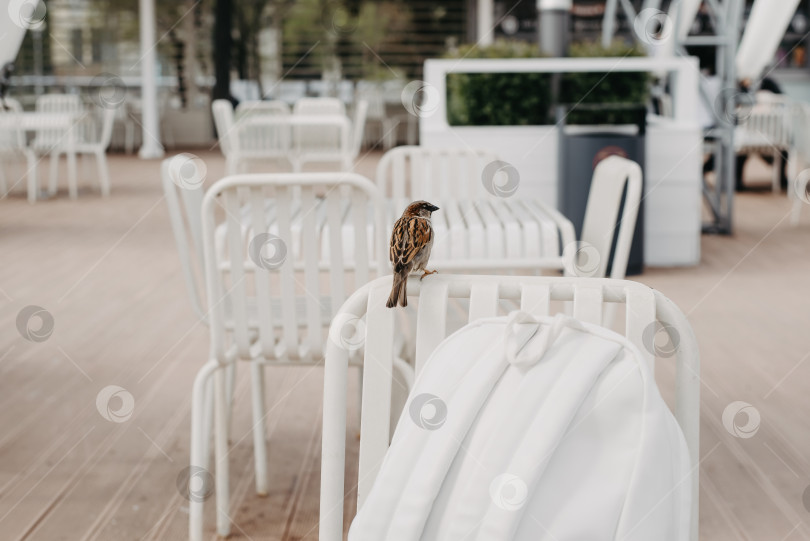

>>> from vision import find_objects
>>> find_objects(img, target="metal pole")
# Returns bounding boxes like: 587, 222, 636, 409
138, 0, 164, 159
537, 0, 572, 57
477, 0, 494, 46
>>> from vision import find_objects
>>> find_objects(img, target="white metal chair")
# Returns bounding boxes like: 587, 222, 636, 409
53, 105, 115, 197
735, 94, 792, 192
213, 99, 293, 175
0, 98, 39, 203
160, 158, 206, 320
788, 102, 810, 225
32, 93, 84, 197
356, 82, 399, 150
576, 155, 643, 280
320, 273, 700, 541
187, 172, 387, 541
375, 146, 577, 274
375, 145, 500, 200
289, 99, 367, 172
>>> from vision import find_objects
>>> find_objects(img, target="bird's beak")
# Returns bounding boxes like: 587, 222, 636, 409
426, 204, 440, 212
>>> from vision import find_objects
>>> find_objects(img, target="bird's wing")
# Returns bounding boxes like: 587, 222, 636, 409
390, 216, 433, 273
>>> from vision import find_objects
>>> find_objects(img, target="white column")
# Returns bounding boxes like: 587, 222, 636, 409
477, 0, 494, 46
139, 0, 164, 159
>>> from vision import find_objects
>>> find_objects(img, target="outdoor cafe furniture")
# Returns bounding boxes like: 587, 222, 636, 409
0, 98, 38, 202
64, 105, 116, 198
735, 93, 793, 193
375, 146, 642, 279
0, 97, 81, 201
179, 172, 387, 541
212, 98, 368, 175
318, 273, 700, 541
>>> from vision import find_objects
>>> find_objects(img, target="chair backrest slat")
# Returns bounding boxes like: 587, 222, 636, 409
249, 186, 277, 357
625, 286, 656, 371
468, 282, 499, 323
326, 189, 346, 315
274, 185, 300, 357
573, 284, 603, 325
519, 283, 550, 315
301, 188, 324, 358
414, 281, 449, 374
223, 190, 252, 358
352, 190, 369, 290
357, 285, 396, 509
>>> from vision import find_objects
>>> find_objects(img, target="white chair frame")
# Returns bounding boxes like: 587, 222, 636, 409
320, 274, 700, 541
0, 98, 38, 203
375, 145, 501, 200
188, 172, 387, 541
579, 155, 643, 280
735, 95, 792, 192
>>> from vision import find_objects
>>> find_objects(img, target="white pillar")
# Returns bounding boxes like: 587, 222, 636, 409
139, 0, 164, 159
477, 0, 494, 46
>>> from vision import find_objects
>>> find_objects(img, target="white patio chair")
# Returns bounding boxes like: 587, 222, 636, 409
576, 155, 643, 280
0, 98, 38, 203
274, 80, 307, 105
356, 82, 399, 150
320, 273, 700, 541
735, 94, 792, 192
788, 102, 810, 225
375, 145, 500, 199
32, 93, 84, 197
375, 146, 577, 274
213, 99, 293, 175
50, 105, 115, 197
290, 98, 367, 172
187, 172, 387, 541
160, 158, 206, 320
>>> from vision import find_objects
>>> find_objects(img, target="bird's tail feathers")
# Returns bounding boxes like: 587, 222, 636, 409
386, 274, 408, 308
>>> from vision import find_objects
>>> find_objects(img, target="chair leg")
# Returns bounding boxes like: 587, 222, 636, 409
26, 152, 38, 204
213, 368, 231, 538
250, 362, 268, 496
189, 360, 219, 541
225, 362, 236, 440
0, 162, 7, 198
48, 151, 60, 195
772, 152, 782, 193
95, 150, 111, 197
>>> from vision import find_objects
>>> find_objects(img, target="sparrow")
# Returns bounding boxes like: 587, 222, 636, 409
386, 200, 440, 308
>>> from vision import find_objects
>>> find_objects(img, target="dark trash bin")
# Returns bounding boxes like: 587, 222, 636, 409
557, 104, 646, 276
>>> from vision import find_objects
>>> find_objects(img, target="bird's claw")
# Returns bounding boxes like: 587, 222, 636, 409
420, 270, 437, 281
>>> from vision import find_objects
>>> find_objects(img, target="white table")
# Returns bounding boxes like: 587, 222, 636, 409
0, 111, 80, 199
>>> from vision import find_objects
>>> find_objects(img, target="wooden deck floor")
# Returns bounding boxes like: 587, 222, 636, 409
1, 151, 809, 540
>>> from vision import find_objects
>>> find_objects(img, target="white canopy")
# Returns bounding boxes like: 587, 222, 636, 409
736, 0, 801, 80
1, 6, 31, 66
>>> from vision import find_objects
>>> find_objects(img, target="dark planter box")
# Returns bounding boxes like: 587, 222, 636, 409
558, 106, 646, 276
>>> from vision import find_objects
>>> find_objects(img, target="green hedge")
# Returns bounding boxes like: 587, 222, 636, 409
445, 40, 650, 126
446, 41, 551, 126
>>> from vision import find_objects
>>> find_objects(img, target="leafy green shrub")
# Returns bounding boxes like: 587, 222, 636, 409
561, 41, 650, 125
444, 40, 650, 126
445, 41, 551, 126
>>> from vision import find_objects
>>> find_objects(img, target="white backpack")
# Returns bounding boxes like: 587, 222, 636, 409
349, 311, 691, 541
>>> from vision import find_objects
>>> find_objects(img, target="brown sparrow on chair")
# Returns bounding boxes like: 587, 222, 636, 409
386, 200, 440, 308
